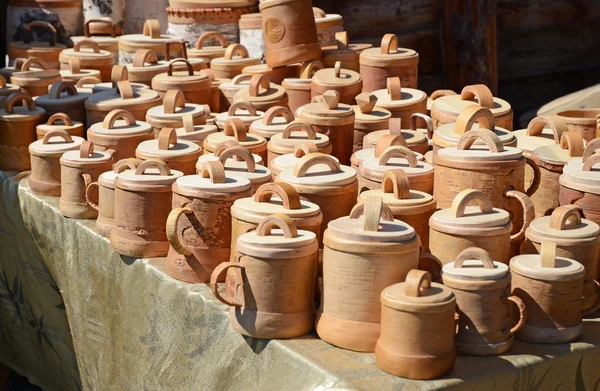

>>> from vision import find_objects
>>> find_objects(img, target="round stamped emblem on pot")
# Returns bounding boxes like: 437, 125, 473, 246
264, 18, 285, 43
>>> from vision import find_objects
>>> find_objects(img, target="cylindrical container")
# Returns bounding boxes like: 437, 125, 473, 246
125, 49, 168, 87
352, 133, 424, 172
204, 117, 267, 162
145, 90, 207, 135
358, 169, 436, 252
0, 92, 46, 171
362, 117, 429, 157
211, 214, 318, 338
321, 31, 371, 73
352, 92, 391, 152
188, 32, 229, 65
174, 113, 218, 146
358, 146, 434, 194
556, 109, 600, 142
151, 59, 212, 105
8, 22, 66, 68
259, 0, 321, 68
276, 152, 358, 247
239, 14, 264, 60
219, 74, 251, 111
313, 8, 343, 47
28, 130, 84, 196
560, 153, 600, 232
58, 58, 102, 83
71, 19, 121, 64
0, 58, 26, 83
317, 196, 421, 352
525, 206, 600, 315
36, 113, 84, 140
429, 189, 513, 264
87, 109, 154, 159
442, 248, 526, 356
269, 142, 338, 179
242, 63, 299, 85
311, 62, 362, 105
35, 81, 91, 127
249, 106, 295, 140
166, 161, 253, 283
359, 34, 419, 91
281, 60, 323, 113
215, 100, 265, 131
0, 76, 22, 109
10, 57, 61, 97
267, 120, 331, 165
427, 89, 457, 116
299, 90, 355, 165
371, 77, 427, 127
59, 39, 113, 82
110, 159, 184, 257
136, 127, 202, 175
59, 141, 115, 218
118, 19, 179, 64
510, 242, 597, 343
233, 74, 289, 111
376, 270, 456, 379
431, 84, 513, 130
89, 65, 150, 94
210, 44, 261, 79
85, 159, 138, 237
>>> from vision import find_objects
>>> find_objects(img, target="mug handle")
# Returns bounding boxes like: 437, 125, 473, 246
85, 181, 99, 211
507, 295, 527, 334
166, 208, 193, 256
582, 279, 600, 317
210, 262, 245, 307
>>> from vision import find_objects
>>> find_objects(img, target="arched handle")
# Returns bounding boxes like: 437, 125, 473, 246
163, 90, 186, 114
165, 40, 188, 61
47, 113, 73, 126
560, 131, 584, 159
333, 61, 342, 79
76, 76, 102, 87
224, 118, 248, 142
167, 58, 193, 76
249, 74, 270, 97
374, 134, 407, 158
453, 105, 495, 136
49, 81, 78, 99
582, 280, 600, 317
102, 109, 136, 129
506, 296, 527, 334
84, 19, 116, 38
504, 190, 535, 243
158, 128, 178, 151
68, 58, 80, 74
335, 31, 349, 50
85, 181, 100, 211
112, 158, 138, 173
350, 196, 395, 230
293, 142, 318, 158
21, 57, 48, 71
387, 77, 401, 101
256, 214, 298, 238
430, 89, 457, 100
461, 84, 494, 109
199, 160, 226, 184
380, 33, 398, 54
135, 159, 171, 176
79, 140, 94, 159
313, 7, 327, 18
24, 21, 57, 46
583, 138, 600, 162
404, 270, 432, 298
253, 183, 301, 209
281, 120, 316, 140
418, 253, 443, 283
299, 60, 323, 79
457, 129, 505, 153
523, 157, 541, 197
195, 31, 229, 49
451, 189, 494, 218
453, 247, 494, 269
132, 49, 159, 67
526, 115, 567, 143
293, 152, 341, 177
142, 19, 161, 39
262, 106, 294, 125
410, 113, 434, 139
42, 129, 73, 144
227, 100, 257, 117
210, 262, 245, 307
355, 92, 378, 114
378, 146, 418, 167
182, 113, 195, 133
549, 205, 582, 230
231, 74, 252, 86
166, 208, 193, 256
116, 80, 135, 100
4, 92, 36, 114
224, 44, 249, 60
74, 38, 101, 53
381, 169, 411, 200
218, 146, 256, 173
214, 140, 241, 157
111, 64, 129, 88
12, 58, 25, 71
582, 154, 600, 172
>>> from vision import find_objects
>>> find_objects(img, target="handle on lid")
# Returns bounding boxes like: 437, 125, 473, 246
74, 38, 101, 53
525, 115, 567, 143
281, 120, 316, 140
214, 140, 240, 157
381, 169, 410, 200
167, 58, 193, 76
158, 128, 178, 151
84, 19, 116, 38
387, 77, 401, 101
227, 100, 257, 117
374, 134, 407, 157
182, 113, 195, 133
218, 146, 256, 173
380, 33, 398, 54
195, 31, 229, 49
85, 181, 100, 211
506, 295, 527, 335
210, 262, 245, 307
333, 61, 342, 79
410, 113, 434, 139
299, 60, 323, 79
166, 207, 193, 256
224, 44, 249, 60
451, 189, 494, 218
163, 90, 186, 114
135, 159, 171, 176
321, 90, 340, 110
253, 183, 301, 209
457, 129, 505, 153
111, 64, 129, 88
430, 89, 457, 100
24, 21, 57, 46
388, 118, 403, 136
262, 106, 294, 125
76, 76, 102, 87
4, 92, 36, 114
582, 280, 600, 317
42, 129, 73, 144
582, 154, 600, 172
103, 109, 136, 129
293, 152, 341, 177
79, 140, 94, 159
165, 40, 188, 61
549, 205, 582, 230
560, 131, 584, 159
312, 95, 326, 105
453, 247, 494, 269
418, 253, 443, 283
540, 241, 557, 268
249, 74, 270, 97
142, 19, 161, 39
378, 146, 418, 167
355, 92, 377, 114
69, 58, 80, 74
256, 214, 298, 238
583, 138, 600, 162
47, 113, 73, 126
13, 58, 25, 71
231, 74, 252, 86
404, 270, 432, 298
49, 81, 77, 99
113, 158, 138, 173
313, 7, 327, 18
199, 160, 226, 184
21, 57, 48, 72
132, 49, 159, 67
293, 142, 318, 158
335, 31, 349, 49
461, 84, 494, 109
350, 196, 394, 232
116, 80, 135, 100
454, 105, 496, 136
504, 190, 535, 243
224, 118, 248, 141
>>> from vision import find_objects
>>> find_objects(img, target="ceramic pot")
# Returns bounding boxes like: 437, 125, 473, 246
556, 109, 600, 142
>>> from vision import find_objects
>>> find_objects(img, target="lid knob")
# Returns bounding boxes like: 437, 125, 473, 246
47, 113, 73, 126
549, 205, 582, 231
158, 128, 178, 151
378, 146, 418, 167
404, 269, 432, 297
195, 31, 229, 49
526, 115, 567, 142
355, 92, 377, 114
381, 169, 410, 200
387, 77, 402, 101
374, 133, 407, 157
321, 90, 340, 110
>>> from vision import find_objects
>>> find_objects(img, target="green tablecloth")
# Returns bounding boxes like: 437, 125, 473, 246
4, 171, 600, 390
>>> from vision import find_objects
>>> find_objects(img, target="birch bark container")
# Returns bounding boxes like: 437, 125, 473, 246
36, 113, 84, 140
125, 49, 168, 87
321, 31, 371, 73
249, 106, 295, 140
215, 100, 265, 131
145, 90, 208, 135
372, 77, 427, 127
313, 8, 343, 47
281, 60, 323, 113
0, 76, 21, 109
351, 92, 391, 152
210, 44, 261, 79
59, 39, 113, 82
174, 113, 218, 146
560, 153, 600, 235
362, 117, 430, 157
8, 22, 66, 68
151, 59, 212, 105
269, 142, 339, 179
10, 58, 61, 97
556, 109, 600, 142
241, 63, 300, 85
136, 127, 202, 175
58, 58, 102, 84
188, 32, 229, 65
35, 82, 91, 127
204, 117, 268, 162
233, 74, 289, 111
218, 74, 251, 112
71, 19, 121, 64
311, 61, 363, 105
267, 120, 332, 165
118, 19, 179, 64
